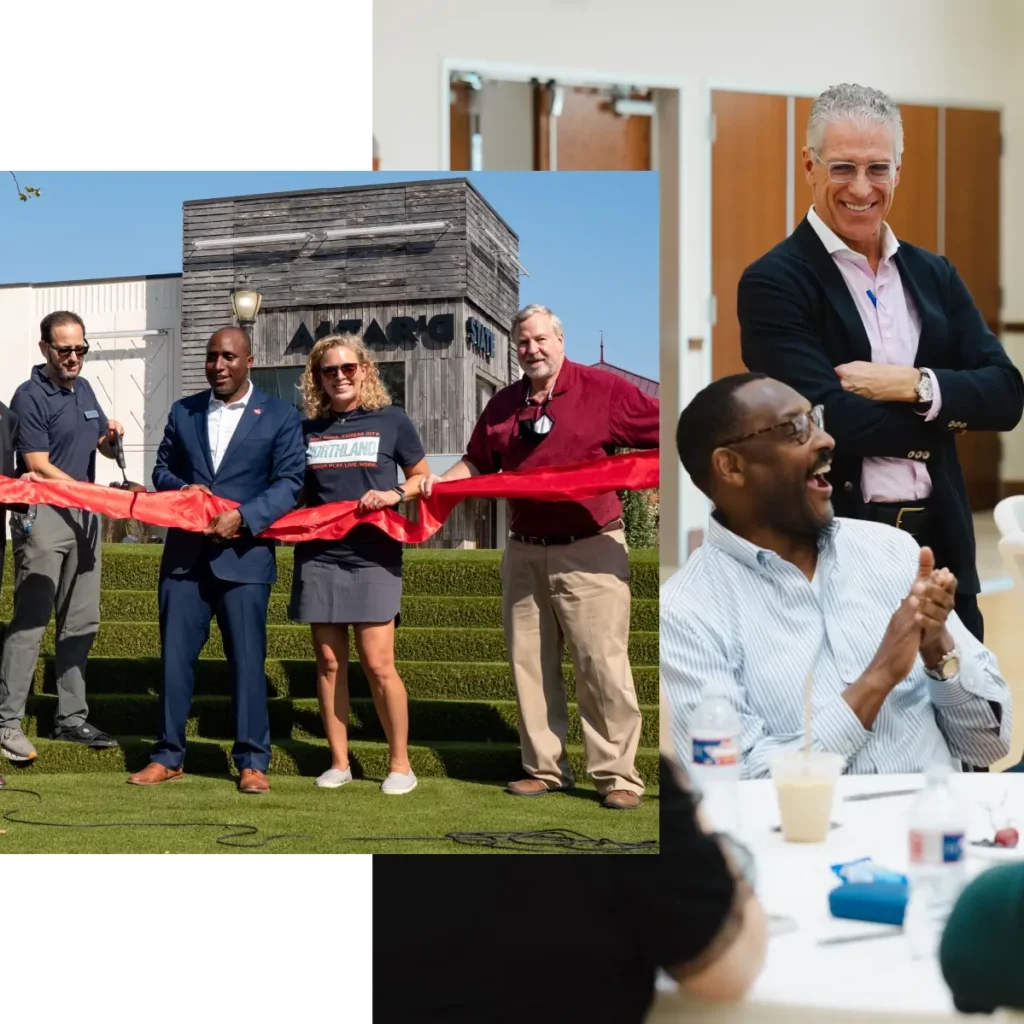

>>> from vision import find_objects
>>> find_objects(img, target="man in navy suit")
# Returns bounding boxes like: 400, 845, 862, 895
738, 83, 1023, 646
128, 327, 305, 793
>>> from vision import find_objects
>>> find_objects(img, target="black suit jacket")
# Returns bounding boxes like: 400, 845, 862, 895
738, 216, 1024, 594
0, 400, 15, 590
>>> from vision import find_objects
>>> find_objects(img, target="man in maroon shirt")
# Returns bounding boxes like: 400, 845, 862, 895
422, 305, 659, 809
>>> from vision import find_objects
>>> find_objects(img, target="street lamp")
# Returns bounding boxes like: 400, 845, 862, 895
231, 286, 262, 338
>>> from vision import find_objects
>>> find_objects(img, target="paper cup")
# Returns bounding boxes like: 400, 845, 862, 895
769, 751, 844, 843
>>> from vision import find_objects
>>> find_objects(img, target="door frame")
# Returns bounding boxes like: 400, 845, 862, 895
702, 79, 1004, 535
439, 57, 692, 574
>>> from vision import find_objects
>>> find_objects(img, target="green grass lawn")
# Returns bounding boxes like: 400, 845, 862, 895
0, 773, 658, 855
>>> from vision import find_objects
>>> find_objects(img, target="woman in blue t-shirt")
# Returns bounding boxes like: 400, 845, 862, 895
290, 334, 430, 795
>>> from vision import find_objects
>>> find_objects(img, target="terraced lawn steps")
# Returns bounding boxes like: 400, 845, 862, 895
1, 735, 661, 786
2, 545, 660, 599
0, 774, 659, 855
24, 621, 660, 665
22, 693, 661, 748
1, 592, 659, 632
29, 657, 660, 703
1, 544, 659, 794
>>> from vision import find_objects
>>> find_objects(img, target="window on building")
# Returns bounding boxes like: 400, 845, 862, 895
378, 361, 406, 408
251, 366, 304, 412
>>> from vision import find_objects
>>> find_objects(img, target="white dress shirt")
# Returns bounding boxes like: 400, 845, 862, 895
207, 380, 252, 474
661, 514, 1011, 777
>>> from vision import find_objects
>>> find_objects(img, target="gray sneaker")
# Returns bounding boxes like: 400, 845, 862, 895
0, 726, 38, 763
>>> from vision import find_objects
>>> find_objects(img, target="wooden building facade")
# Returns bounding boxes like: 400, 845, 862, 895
180, 178, 521, 547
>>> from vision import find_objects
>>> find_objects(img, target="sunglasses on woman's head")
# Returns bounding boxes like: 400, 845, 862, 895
320, 362, 359, 378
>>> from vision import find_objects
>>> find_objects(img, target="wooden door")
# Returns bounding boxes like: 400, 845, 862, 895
791, 99, 939, 251
450, 82, 473, 171
533, 85, 652, 170
711, 91, 788, 380
945, 107, 1002, 510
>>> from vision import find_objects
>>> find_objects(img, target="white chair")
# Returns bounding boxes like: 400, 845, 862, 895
994, 495, 1024, 540
998, 533, 1024, 610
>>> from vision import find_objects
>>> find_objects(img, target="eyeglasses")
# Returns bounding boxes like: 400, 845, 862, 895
47, 340, 89, 358
320, 362, 359, 378
810, 148, 895, 185
721, 405, 825, 447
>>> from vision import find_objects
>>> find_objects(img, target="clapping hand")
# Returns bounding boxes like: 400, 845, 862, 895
909, 546, 957, 663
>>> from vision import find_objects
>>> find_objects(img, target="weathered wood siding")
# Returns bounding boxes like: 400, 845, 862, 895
179, 178, 521, 547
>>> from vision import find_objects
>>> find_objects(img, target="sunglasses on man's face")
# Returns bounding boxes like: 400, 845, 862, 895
47, 340, 89, 359
721, 405, 825, 447
320, 362, 359, 378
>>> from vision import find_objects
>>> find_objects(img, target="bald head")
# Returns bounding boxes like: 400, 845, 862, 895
205, 326, 254, 400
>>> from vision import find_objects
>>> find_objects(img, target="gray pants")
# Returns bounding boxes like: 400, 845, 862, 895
0, 504, 101, 730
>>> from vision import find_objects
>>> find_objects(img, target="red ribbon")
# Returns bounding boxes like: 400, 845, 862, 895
0, 449, 658, 544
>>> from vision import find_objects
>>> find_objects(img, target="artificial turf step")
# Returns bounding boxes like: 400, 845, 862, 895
3, 545, 660, 599
0, 734, 661, 785
30, 657, 660, 703
21, 693, 660, 747
0, 592, 658, 632
12, 622, 659, 666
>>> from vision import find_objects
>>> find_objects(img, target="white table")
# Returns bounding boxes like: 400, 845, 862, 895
648, 773, 1024, 1023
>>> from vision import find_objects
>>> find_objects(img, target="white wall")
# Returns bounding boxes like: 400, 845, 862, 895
480, 81, 534, 170
0, 276, 182, 493
374, 0, 1024, 571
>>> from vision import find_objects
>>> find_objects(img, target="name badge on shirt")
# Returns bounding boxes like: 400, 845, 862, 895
84, 410, 99, 420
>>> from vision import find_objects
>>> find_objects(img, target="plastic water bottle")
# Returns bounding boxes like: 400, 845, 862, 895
905, 761, 968, 959
688, 680, 742, 835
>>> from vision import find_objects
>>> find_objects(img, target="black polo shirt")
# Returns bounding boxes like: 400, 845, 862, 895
10, 365, 107, 483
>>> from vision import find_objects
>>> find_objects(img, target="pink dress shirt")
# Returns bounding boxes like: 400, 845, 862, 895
807, 206, 941, 503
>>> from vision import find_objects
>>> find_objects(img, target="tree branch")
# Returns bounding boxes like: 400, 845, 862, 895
10, 172, 41, 201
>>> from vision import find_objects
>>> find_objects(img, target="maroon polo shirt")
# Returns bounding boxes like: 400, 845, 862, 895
464, 358, 659, 537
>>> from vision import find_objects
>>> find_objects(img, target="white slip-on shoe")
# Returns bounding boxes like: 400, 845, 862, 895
380, 769, 418, 795
315, 767, 353, 789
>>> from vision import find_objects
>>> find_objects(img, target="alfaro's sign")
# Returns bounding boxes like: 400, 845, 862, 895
287, 313, 455, 354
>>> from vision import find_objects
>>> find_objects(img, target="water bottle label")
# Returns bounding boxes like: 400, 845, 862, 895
692, 736, 738, 767
909, 830, 964, 865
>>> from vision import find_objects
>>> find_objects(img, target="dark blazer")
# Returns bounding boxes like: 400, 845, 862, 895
738, 216, 1024, 594
0, 400, 14, 589
153, 386, 305, 585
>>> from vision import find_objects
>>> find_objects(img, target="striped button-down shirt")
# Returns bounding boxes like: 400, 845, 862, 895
661, 515, 1011, 778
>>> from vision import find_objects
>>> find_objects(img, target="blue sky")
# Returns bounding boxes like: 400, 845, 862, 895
0, 171, 659, 382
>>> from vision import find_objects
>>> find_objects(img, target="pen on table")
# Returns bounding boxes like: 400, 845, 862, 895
844, 788, 922, 802
817, 928, 903, 947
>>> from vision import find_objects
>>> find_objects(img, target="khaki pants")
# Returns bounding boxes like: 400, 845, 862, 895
501, 528, 643, 796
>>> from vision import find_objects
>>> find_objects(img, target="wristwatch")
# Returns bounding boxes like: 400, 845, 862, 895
915, 369, 934, 407
392, 484, 406, 502
924, 646, 960, 681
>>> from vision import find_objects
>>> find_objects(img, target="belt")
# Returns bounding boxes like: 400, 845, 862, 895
863, 499, 933, 538
509, 518, 624, 547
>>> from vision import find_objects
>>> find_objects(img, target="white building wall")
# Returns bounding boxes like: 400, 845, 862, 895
0, 275, 182, 495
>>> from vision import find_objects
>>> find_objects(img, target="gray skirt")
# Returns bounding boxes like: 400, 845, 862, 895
288, 557, 402, 625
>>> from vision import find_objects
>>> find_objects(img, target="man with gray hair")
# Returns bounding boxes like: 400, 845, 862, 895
738, 82, 1023, 645
422, 305, 659, 809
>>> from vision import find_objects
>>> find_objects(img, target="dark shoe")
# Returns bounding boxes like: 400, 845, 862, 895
602, 789, 642, 811
128, 762, 184, 786
50, 722, 118, 749
239, 769, 270, 794
506, 778, 572, 797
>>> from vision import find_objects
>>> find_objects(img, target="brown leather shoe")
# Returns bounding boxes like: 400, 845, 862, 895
128, 762, 184, 786
506, 778, 571, 797
602, 789, 642, 810
239, 768, 270, 794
